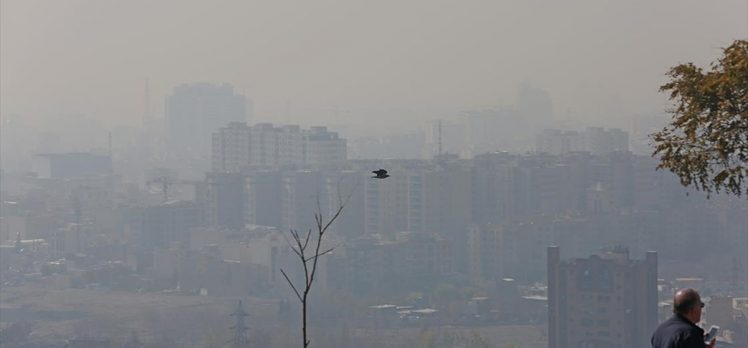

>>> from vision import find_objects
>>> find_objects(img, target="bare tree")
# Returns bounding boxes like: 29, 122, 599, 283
281, 189, 351, 348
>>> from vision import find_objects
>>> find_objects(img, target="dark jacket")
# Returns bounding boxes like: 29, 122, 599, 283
651, 314, 706, 348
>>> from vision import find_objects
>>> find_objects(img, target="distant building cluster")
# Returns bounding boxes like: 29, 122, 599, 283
1, 81, 746, 347
194, 151, 748, 292
535, 127, 629, 155
211, 122, 346, 172
6, 146, 745, 300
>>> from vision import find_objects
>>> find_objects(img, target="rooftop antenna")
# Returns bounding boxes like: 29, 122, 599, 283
107, 131, 113, 173
438, 119, 443, 157
144, 78, 152, 129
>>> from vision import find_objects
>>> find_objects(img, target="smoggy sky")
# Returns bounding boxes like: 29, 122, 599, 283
1, 0, 746, 127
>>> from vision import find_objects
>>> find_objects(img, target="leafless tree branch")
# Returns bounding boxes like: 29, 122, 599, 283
281, 175, 358, 347
304, 247, 336, 262
280, 269, 302, 302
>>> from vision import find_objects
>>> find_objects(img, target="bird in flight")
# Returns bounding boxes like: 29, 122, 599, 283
372, 169, 389, 179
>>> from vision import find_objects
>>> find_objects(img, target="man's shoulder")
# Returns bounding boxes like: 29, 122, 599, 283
656, 315, 691, 331
652, 316, 704, 347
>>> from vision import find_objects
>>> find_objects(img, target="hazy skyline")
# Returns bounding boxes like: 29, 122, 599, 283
1, 0, 746, 128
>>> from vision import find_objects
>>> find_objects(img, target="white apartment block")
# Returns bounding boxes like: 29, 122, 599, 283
212, 122, 251, 173
536, 127, 629, 155
212, 123, 347, 172
304, 126, 347, 167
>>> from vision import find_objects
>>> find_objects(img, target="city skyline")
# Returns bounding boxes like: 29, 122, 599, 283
1, 1, 746, 129
1, 2, 747, 347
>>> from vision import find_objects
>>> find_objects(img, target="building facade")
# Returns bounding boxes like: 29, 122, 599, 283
547, 246, 658, 348
211, 123, 346, 172
536, 127, 629, 156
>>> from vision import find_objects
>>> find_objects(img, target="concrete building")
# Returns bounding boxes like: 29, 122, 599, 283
141, 200, 202, 249
280, 170, 325, 233
212, 122, 251, 173
707, 297, 739, 330
420, 163, 472, 237
535, 130, 585, 155
304, 126, 347, 166
328, 231, 453, 296
49, 223, 91, 257
206, 172, 245, 230
206, 168, 360, 234
243, 170, 282, 228
363, 165, 411, 238
278, 125, 305, 166
585, 127, 629, 155
152, 246, 266, 296
320, 170, 366, 238
211, 123, 346, 172
547, 246, 658, 348
361, 160, 471, 239
536, 127, 629, 155
249, 123, 282, 168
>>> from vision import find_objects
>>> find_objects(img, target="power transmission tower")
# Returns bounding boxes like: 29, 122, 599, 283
438, 119, 443, 157
229, 300, 250, 348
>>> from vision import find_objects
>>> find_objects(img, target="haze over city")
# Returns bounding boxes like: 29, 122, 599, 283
2, 1, 745, 129
0, 1, 747, 348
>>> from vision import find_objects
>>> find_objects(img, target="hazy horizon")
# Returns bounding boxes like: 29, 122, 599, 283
1, 3, 747, 346
2, 0, 746, 129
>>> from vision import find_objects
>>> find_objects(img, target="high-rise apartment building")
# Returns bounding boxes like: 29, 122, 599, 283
361, 160, 472, 253
243, 170, 282, 228
547, 246, 657, 348
585, 127, 629, 155
141, 200, 202, 249
536, 127, 629, 155
277, 125, 305, 166
211, 123, 346, 172
212, 122, 251, 173
167, 83, 249, 154
206, 172, 245, 230
304, 126, 347, 167
280, 170, 324, 233
364, 166, 409, 237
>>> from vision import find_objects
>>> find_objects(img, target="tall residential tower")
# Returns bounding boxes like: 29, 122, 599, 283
547, 246, 658, 348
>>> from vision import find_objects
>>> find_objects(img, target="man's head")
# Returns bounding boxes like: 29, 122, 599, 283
673, 288, 704, 324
